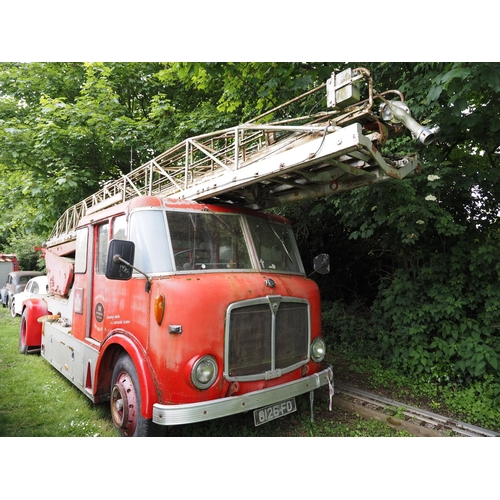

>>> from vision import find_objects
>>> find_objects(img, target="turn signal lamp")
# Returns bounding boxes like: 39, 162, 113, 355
154, 294, 166, 325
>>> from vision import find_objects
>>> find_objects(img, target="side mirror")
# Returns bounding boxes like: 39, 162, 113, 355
106, 239, 135, 280
313, 253, 330, 275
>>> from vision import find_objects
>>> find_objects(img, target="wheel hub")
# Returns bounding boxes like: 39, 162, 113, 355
110, 372, 138, 435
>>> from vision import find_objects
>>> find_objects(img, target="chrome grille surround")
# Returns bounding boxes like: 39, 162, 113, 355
224, 295, 310, 382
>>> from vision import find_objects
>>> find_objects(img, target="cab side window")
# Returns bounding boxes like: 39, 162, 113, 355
75, 227, 88, 274
112, 215, 127, 240
96, 222, 110, 275
129, 210, 172, 273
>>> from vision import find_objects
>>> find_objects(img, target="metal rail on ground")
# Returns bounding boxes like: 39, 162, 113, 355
335, 382, 500, 437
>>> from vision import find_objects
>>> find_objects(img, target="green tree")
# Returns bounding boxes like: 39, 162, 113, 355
0, 62, 165, 236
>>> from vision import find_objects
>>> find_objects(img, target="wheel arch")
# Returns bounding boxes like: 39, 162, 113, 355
94, 332, 159, 419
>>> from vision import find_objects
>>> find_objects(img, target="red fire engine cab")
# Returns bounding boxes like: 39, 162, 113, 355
19, 67, 438, 436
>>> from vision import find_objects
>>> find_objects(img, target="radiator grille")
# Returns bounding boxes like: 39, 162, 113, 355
225, 296, 310, 381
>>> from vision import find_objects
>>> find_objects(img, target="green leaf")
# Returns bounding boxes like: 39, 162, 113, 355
482, 66, 500, 92
440, 67, 472, 84
454, 97, 469, 111
309, 204, 325, 216
488, 356, 498, 370
426, 84, 443, 104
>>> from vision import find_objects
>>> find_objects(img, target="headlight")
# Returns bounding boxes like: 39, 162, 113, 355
191, 356, 218, 390
311, 338, 326, 362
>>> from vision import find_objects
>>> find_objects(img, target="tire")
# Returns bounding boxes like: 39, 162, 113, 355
110, 354, 155, 437
10, 299, 17, 318
19, 309, 29, 355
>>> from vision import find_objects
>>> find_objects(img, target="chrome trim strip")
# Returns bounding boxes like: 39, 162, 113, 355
152, 365, 332, 426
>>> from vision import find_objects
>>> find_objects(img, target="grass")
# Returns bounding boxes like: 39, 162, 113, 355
0, 306, 413, 437
0, 308, 117, 437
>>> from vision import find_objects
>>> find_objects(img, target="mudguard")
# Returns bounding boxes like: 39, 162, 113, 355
22, 298, 50, 349
96, 332, 158, 419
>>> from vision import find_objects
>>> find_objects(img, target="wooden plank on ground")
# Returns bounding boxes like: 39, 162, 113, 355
331, 395, 444, 437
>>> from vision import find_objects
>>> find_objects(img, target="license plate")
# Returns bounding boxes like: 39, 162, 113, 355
253, 398, 297, 426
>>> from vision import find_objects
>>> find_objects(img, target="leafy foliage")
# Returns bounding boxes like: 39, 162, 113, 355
334, 350, 500, 430
374, 233, 500, 382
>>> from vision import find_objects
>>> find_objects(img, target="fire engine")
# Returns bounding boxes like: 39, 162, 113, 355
19, 67, 438, 436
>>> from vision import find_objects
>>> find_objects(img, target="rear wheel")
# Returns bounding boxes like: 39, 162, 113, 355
110, 354, 155, 437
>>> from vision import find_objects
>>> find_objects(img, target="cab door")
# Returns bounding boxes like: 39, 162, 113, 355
89, 221, 109, 343
89, 216, 127, 343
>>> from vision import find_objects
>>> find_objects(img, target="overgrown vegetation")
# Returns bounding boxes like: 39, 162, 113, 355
322, 302, 500, 431
283, 63, 500, 392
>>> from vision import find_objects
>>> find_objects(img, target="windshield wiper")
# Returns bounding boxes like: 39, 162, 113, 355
268, 222, 293, 263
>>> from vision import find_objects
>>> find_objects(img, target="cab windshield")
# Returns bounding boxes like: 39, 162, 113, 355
246, 216, 304, 274
128, 209, 304, 275
167, 211, 252, 271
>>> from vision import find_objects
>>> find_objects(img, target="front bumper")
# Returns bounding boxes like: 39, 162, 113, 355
152, 364, 333, 426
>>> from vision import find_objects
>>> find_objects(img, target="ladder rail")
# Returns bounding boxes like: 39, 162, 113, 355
46, 121, 409, 245
47, 123, 313, 242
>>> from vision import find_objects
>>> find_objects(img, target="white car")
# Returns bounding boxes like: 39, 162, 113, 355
11, 275, 49, 317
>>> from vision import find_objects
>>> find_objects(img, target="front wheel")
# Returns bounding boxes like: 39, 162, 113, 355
110, 354, 155, 437
10, 299, 17, 317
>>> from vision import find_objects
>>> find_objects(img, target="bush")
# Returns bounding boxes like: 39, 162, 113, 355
372, 236, 500, 383
322, 299, 378, 356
